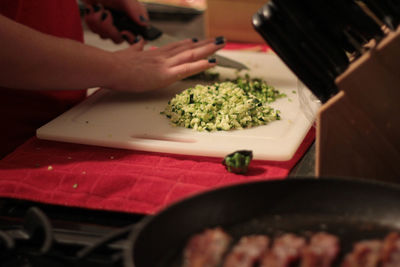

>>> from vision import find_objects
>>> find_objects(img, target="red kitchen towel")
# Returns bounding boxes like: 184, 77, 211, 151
0, 127, 314, 215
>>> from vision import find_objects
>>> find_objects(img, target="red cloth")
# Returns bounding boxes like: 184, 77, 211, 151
0, 0, 86, 158
0, 128, 315, 215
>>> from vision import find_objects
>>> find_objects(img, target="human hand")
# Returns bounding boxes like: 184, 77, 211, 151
106, 37, 226, 92
83, 0, 148, 44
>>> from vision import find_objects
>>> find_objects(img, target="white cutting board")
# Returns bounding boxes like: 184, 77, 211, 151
37, 51, 315, 161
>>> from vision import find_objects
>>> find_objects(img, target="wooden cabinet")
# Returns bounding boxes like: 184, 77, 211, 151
205, 0, 268, 43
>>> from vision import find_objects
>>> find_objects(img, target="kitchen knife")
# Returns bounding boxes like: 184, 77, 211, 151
295, 1, 358, 54
359, 0, 400, 30
266, 4, 338, 81
253, 2, 338, 103
307, 0, 384, 43
272, 0, 350, 77
335, 0, 385, 41
301, 0, 381, 55
253, 13, 335, 104
384, 0, 400, 18
269, 3, 340, 99
107, 8, 249, 70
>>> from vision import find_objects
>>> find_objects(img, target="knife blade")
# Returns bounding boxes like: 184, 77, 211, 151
107, 8, 249, 70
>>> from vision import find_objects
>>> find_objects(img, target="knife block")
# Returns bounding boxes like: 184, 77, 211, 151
316, 26, 400, 183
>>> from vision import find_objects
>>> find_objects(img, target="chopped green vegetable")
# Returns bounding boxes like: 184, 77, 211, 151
161, 74, 285, 131
223, 150, 253, 174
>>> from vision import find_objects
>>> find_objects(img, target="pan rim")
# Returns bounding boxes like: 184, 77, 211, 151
124, 176, 400, 267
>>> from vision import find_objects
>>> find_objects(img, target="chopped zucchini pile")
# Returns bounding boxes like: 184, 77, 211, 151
161, 75, 286, 132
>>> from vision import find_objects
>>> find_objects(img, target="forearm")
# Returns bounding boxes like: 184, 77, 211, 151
0, 15, 114, 90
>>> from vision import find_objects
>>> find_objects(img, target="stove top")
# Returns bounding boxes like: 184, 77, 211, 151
0, 198, 146, 267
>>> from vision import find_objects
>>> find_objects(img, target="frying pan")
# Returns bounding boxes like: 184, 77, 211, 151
124, 178, 400, 267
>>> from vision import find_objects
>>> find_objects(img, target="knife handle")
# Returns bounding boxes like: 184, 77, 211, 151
107, 8, 162, 41
252, 3, 337, 103
360, 0, 399, 30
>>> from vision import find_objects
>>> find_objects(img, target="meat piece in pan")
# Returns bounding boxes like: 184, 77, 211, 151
341, 240, 382, 267
223, 235, 270, 267
261, 233, 306, 267
301, 232, 340, 267
183, 227, 232, 267
381, 232, 400, 267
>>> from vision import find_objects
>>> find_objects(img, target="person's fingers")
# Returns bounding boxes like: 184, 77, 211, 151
166, 39, 226, 67
101, 10, 127, 43
168, 38, 213, 56
168, 59, 217, 81
92, 10, 122, 43
83, 4, 93, 16
84, 4, 104, 35
84, 6, 111, 40
120, 30, 136, 44
163, 37, 224, 59
128, 36, 145, 51
122, 0, 149, 26
138, 3, 149, 21
156, 38, 195, 53
85, 3, 102, 14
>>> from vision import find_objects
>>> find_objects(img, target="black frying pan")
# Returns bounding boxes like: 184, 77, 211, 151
124, 178, 400, 267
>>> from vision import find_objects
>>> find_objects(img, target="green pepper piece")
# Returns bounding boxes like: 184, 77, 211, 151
222, 150, 253, 174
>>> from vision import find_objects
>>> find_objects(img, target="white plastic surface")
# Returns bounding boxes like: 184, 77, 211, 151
37, 51, 313, 161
